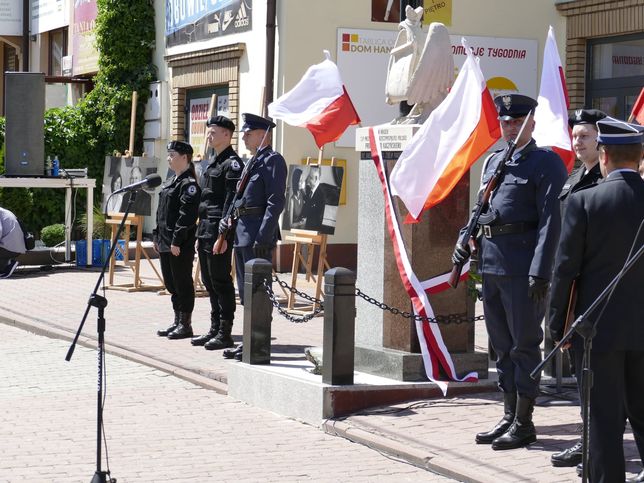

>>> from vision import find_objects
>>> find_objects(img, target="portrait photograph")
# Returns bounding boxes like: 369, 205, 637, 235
282, 165, 344, 235
102, 156, 159, 216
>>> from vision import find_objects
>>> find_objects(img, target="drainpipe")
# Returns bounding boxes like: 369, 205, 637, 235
22, 0, 30, 71
264, 0, 276, 117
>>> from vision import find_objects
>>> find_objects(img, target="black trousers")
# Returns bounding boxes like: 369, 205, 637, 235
198, 241, 235, 322
234, 246, 272, 304
588, 350, 644, 483
159, 244, 195, 313
0, 247, 20, 271
482, 274, 544, 399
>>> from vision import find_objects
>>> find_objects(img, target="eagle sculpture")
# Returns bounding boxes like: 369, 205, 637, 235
385, 6, 454, 124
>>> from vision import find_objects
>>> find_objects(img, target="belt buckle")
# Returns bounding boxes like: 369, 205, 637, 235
483, 225, 492, 238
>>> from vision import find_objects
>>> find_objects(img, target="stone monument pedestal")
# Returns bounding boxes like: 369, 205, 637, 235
354, 125, 488, 381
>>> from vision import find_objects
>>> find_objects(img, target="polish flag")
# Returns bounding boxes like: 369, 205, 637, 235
268, 51, 360, 148
629, 87, 644, 125
389, 39, 500, 222
533, 26, 575, 173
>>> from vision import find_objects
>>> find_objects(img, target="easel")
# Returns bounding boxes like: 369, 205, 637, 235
283, 154, 333, 315
106, 212, 164, 291
106, 91, 164, 292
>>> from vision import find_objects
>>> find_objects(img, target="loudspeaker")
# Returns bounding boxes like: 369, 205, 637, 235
4, 72, 45, 177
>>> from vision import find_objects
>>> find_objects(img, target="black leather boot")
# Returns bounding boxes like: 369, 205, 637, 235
223, 344, 243, 359
492, 395, 537, 450
167, 312, 194, 339
191, 318, 220, 346
204, 320, 235, 350
157, 310, 180, 337
476, 392, 517, 444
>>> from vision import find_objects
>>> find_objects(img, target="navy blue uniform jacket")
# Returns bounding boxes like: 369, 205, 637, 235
478, 140, 567, 279
549, 171, 644, 352
234, 145, 287, 248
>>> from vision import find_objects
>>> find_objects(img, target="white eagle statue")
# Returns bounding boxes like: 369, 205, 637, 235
385, 6, 454, 124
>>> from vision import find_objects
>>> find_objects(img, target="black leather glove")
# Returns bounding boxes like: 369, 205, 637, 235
253, 242, 272, 260
528, 276, 549, 303
218, 216, 230, 235
451, 243, 471, 265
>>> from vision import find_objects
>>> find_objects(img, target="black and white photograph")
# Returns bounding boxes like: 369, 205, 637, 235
102, 156, 159, 216
282, 164, 344, 235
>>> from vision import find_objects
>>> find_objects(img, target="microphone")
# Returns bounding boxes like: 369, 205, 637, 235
113, 174, 162, 194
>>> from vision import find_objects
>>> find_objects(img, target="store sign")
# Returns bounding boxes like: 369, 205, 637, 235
336, 28, 537, 147
0, 0, 22, 36
166, 0, 252, 47
31, 0, 69, 35
72, 0, 99, 75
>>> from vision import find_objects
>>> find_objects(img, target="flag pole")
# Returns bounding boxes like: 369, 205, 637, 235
317, 146, 324, 165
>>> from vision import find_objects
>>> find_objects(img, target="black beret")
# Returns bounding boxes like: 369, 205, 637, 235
596, 117, 644, 145
206, 115, 235, 131
241, 113, 276, 132
167, 140, 193, 155
494, 94, 538, 120
568, 109, 607, 129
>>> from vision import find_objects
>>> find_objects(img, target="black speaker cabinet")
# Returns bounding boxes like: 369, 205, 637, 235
4, 72, 45, 177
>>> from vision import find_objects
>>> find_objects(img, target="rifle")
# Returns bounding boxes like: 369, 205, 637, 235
448, 110, 533, 288
560, 279, 578, 350
213, 127, 270, 254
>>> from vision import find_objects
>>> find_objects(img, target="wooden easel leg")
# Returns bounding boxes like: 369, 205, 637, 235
288, 241, 300, 310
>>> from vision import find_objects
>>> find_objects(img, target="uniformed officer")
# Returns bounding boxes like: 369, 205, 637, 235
154, 141, 201, 339
191, 116, 244, 350
548, 108, 606, 469
548, 117, 644, 482
219, 113, 287, 360
452, 94, 567, 450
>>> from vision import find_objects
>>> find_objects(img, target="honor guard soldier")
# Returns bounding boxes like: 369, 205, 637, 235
452, 94, 567, 450
191, 116, 244, 350
549, 108, 606, 469
154, 141, 201, 340
549, 118, 644, 482
219, 113, 287, 361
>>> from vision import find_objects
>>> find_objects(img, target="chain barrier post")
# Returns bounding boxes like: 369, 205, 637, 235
243, 258, 273, 364
322, 267, 356, 385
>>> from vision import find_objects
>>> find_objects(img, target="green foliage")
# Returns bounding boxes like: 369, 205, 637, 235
40, 224, 66, 247
0, 0, 156, 235
80, 205, 109, 240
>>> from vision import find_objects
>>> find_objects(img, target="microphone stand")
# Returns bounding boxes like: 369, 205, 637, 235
532, 240, 644, 483
65, 191, 139, 483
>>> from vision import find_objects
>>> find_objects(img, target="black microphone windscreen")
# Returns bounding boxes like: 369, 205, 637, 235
145, 174, 163, 188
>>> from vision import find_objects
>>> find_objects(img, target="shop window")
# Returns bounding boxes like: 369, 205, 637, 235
587, 33, 644, 120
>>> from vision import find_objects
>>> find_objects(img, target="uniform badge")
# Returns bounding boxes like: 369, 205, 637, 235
575, 109, 583, 121
231, 160, 241, 170
187, 185, 197, 195
502, 95, 512, 110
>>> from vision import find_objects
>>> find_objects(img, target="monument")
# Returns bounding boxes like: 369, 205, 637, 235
355, 12, 488, 381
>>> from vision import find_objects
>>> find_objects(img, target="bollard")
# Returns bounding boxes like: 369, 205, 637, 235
322, 267, 356, 385
243, 258, 273, 364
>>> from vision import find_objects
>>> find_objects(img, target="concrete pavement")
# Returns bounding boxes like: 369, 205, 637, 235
1, 262, 641, 482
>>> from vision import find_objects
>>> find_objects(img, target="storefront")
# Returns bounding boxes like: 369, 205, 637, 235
557, 0, 644, 117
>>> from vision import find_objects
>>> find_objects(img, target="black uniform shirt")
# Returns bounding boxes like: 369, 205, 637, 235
155, 170, 200, 252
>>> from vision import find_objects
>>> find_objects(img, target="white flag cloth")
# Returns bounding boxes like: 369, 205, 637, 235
533, 26, 574, 172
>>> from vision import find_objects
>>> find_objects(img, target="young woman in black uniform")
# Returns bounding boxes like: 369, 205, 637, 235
154, 141, 201, 339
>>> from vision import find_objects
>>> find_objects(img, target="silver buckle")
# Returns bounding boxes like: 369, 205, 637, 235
483, 225, 492, 238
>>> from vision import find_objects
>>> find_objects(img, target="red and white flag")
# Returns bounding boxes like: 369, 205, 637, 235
629, 87, 644, 125
369, 126, 478, 392
268, 51, 360, 148
389, 39, 500, 222
533, 26, 575, 173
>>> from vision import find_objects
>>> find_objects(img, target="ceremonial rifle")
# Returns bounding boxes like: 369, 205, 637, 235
448, 110, 533, 288
213, 127, 270, 254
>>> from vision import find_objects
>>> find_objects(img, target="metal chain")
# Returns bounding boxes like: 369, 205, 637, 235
267, 276, 484, 325
262, 278, 323, 323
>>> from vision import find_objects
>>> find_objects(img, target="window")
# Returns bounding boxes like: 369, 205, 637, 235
49, 28, 68, 76
587, 33, 644, 119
